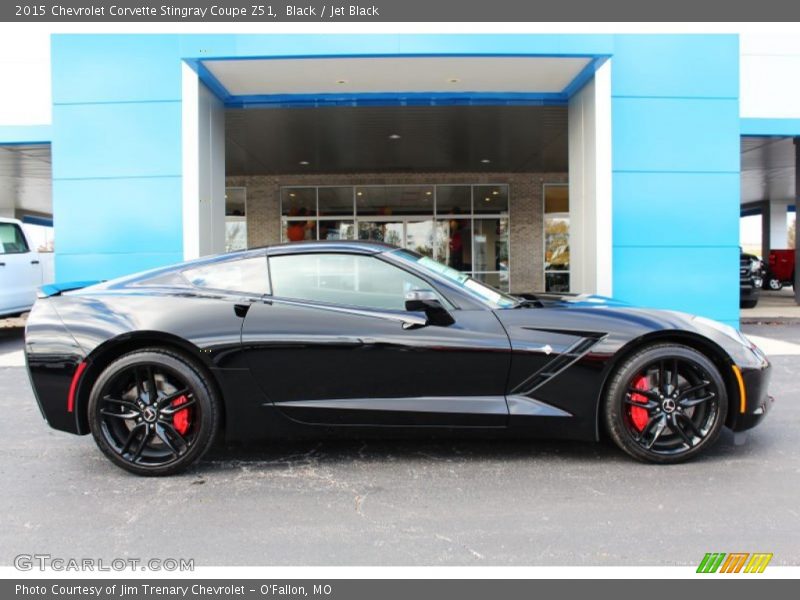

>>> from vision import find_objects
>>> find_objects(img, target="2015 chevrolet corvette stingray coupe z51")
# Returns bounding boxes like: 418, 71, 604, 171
25, 241, 773, 475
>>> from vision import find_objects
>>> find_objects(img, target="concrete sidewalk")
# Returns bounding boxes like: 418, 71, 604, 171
741, 288, 800, 323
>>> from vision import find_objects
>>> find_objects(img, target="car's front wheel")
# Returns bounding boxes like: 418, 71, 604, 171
604, 344, 728, 464
87, 349, 220, 476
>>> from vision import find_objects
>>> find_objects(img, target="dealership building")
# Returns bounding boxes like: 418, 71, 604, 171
1, 32, 798, 327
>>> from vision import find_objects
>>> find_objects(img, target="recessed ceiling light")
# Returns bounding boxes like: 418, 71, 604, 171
485, 197, 491, 202
480, 158, 491, 164
289, 193, 296, 197
299, 160, 310, 166
448, 78, 460, 84
388, 133, 401, 140
425, 191, 432, 196
357, 192, 363, 196
492, 190, 499, 195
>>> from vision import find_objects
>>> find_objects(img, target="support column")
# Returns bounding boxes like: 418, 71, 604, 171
761, 200, 771, 263
568, 60, 612, 296
794, 139, 800, 305
182, 63, 226, 260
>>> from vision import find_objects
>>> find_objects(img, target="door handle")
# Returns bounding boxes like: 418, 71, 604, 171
31, 260, 40, 265
0, 262, 5, 267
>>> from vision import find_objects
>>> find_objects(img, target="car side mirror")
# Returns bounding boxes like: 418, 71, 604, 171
404, 289, 455, 327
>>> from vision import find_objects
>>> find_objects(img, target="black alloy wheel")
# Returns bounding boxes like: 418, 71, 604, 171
88, 349, 219, 476
604, 344, 728, 463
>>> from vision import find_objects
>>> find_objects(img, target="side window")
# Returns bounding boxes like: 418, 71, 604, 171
183, 256, 270, 296
269, 253, 446, 311
0, 222, 30, 255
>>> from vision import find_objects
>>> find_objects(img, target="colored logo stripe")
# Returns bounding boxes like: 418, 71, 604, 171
697, 552, 773, 573
720, 553, 749, 573
744, 553, 773, 573
697, 553, 726, 573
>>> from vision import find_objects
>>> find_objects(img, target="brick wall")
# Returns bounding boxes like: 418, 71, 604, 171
225, 172, 567, 293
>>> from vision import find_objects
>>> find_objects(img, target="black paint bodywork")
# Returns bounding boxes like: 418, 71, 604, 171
25, 241, 773, 445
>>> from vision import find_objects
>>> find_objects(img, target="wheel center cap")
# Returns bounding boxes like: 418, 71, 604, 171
142, 406, 158, 423
662, 398, 677, 413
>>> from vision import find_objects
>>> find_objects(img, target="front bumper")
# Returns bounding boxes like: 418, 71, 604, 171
729, 361, 773, 432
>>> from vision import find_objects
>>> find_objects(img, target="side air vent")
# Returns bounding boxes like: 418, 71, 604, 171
511, 337, 600, 396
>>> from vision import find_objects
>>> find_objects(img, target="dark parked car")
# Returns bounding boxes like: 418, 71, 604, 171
740, 251, 763, 309
25, 242, 773, 475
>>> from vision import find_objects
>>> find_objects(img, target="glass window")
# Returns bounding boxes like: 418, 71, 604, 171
225, 187, 247, 252
283, 219, 315, 243
473, 272, 509, 293
473, 185, 508, 214
436, 185, 471, 215
435, 218, 472, 272
318, 220, 355, 241
390, 249, 518, 309
472, 218, 508, 273
183, 256, 270, 296
404, 219, 434, 258
356, 186, 434, 216
277, 183, 512, 287
318, 187, 354, 216
0, 222, 29, 254
225, 187, 246, 217
544, 184, 570, 292
358, 221, 404, 246
269, 253, 443, 311
281, 187, 316, 217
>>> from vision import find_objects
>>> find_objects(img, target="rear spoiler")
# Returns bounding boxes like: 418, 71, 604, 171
37, 280, 103, 298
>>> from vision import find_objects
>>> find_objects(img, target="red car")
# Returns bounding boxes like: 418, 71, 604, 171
764, 249, 795, 291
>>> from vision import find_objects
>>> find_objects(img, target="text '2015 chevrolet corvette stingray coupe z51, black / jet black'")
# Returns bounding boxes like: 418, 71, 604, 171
25, 241, 773, 475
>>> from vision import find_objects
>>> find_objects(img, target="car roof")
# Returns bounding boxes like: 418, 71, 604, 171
263, 240, 398, 256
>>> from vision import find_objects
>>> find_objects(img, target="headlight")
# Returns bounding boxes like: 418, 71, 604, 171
750, 258, 760, 273
693, 315, 751, 347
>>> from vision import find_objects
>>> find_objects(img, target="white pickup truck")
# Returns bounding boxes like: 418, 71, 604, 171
0, 217, 55, 318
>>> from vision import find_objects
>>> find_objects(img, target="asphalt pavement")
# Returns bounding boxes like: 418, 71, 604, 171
0, 322, 798, 566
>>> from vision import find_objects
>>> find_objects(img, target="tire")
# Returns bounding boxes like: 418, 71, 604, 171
87, 349, 220, 476
740, 299, 758, 309
604, 344, 728, 464
766, 277, 783, 291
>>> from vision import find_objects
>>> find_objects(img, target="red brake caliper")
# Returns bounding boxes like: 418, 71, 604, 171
630, 376, 650, 431
171, 395, 190, 436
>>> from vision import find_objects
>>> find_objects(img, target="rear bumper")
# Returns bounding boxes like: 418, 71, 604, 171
24, 299, 86, 435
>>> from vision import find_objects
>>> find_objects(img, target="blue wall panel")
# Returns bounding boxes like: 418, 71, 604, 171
612, 98, 739, 173
609, 35, 740, 326
52, 34, 184, 282
56, 252, 184, 283
53, 177, 183, 255
52, 35, 182, 104
613, 172, 740, 248
52, 102, 181, 180
614, 246, 741, 327
611, 35, 738, 99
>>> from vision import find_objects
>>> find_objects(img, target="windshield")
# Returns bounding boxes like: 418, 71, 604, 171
389, 249, 519, 309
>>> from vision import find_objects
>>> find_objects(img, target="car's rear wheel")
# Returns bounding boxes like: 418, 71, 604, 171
87, 349, 220, 476
604, 344, 728, 464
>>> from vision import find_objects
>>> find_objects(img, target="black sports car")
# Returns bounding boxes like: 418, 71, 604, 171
25, 241, 773, 475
